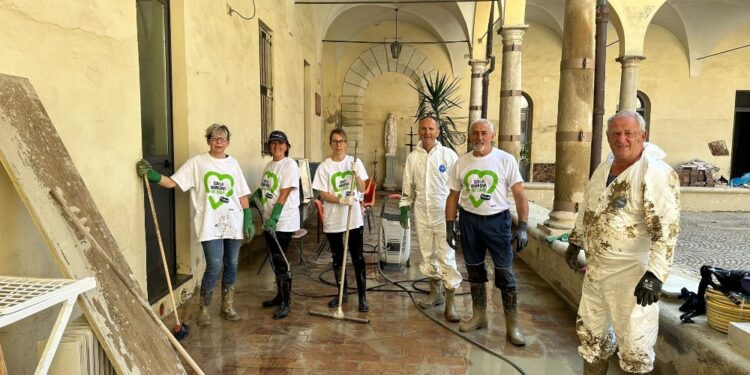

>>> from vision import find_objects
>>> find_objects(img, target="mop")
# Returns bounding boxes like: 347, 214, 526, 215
143, 176, 189, 340
251, 195, 292, 281
309, 142, 370, 324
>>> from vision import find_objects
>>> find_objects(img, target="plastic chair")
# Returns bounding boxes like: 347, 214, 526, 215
362, 179, 377, 234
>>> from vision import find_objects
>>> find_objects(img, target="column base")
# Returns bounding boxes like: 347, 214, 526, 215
540, 209, 577, 235
383, 154, 397, 190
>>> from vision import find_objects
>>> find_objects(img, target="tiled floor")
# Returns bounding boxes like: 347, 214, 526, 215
179, 195, 585, 374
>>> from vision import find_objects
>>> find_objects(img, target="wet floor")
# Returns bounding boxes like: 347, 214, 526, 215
179, 194, 587, 374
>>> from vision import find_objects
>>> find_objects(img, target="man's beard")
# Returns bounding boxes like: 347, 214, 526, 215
473, 142, 489, 153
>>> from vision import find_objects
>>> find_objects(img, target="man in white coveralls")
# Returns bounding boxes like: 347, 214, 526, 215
400, 115, 462, 322
565, 111, 680, 374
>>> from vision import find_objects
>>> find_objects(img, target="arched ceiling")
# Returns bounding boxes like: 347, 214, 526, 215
312, 1, 473, 77
302, 0, 750, 78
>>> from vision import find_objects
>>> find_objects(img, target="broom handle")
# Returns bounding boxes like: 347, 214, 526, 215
49, 189, 204, 374
336, 142, 359, 315
143, 175, 181, 326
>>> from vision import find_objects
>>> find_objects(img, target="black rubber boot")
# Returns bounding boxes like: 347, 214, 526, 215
262, 278, 282, 308
355, 267, 369, 312
328, 268, 349, 307
583, 360, 609, 375
273, 276, 291, 319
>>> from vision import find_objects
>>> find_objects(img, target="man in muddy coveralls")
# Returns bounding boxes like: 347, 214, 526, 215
565, 111, 680, 374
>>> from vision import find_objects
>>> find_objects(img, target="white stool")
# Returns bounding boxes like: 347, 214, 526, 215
0, 276, 96, 375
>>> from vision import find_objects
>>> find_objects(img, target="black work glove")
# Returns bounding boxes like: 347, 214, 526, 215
446, 220, 457, 249
512, 221, 528, 252
565, 243, 582, 271
634, 271, 663, 307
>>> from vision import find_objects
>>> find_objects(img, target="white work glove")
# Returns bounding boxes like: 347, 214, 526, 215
351, 159, 362, 177
339, 196, 359, 206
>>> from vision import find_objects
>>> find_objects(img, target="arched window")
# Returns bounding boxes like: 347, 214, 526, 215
636, 90, 651, 140
520, 92, 533, 180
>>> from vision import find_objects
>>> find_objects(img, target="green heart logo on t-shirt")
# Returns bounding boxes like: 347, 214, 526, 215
261, 171, 279, 204
203, 171, 235, 209
331, 171, 354, 198
463, 169, 498, 208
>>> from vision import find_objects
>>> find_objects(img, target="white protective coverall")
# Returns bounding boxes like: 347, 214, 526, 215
400, 141, 462, 290
569, 143, 680, 374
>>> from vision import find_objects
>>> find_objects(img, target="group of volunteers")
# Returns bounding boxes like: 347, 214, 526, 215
136, 124, 370, 324
136, 108, 680, 375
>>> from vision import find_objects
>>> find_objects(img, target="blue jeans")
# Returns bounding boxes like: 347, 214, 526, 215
200, 239, 242, 301
459, 208, 516, 290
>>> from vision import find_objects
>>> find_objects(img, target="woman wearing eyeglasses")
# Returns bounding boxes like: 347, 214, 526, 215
312, 129, 370, 312
136, 123, 253, 327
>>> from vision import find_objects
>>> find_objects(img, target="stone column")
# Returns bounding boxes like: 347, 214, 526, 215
497, 26, 528, 161
468, 59, 488, 125
616, 55, 645, 112
542, 0, 596, 234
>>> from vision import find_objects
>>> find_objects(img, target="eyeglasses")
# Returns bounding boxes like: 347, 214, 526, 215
330, 139, 347, 145
210, 137, 229, 143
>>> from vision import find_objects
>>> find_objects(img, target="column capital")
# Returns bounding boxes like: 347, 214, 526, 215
468, 58, 490, 67
615, 55, 646, 67
499, 25, 528, 43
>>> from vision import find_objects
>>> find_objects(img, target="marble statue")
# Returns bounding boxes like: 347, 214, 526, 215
385, 113, 397, 155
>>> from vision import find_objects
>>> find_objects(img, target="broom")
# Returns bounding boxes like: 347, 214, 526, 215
309, 142, 369, 324
143, 175, 189, 340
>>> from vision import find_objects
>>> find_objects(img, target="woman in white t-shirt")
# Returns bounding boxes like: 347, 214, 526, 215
312, 129, 370, 312
253, 130, 300, 320
136, 124, 253, 327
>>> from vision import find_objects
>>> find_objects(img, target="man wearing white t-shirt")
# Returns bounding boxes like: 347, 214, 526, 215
312, 129, 370, 312
445, 119, 529, 346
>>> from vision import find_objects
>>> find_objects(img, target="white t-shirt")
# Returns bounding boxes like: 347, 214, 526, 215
171, 153, 251, 242
448, 148, 523, 215
260, 157, 300, 232
312, 155, 369, 233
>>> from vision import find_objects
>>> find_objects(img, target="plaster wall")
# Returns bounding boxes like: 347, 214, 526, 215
0, 2, 141, 373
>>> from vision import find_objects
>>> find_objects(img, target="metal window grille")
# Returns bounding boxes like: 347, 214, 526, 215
260, 26, 273, 154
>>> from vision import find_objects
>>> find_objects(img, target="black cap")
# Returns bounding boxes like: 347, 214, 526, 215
268, 130, 289, 145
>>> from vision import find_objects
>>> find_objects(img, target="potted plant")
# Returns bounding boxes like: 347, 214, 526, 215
411, 72, 465, 151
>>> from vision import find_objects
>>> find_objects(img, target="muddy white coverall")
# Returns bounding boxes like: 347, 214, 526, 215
569, 143, 680, 374
400, 141, 462, 290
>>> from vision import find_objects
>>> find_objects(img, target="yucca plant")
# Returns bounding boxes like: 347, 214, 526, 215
411, 72, 465, 151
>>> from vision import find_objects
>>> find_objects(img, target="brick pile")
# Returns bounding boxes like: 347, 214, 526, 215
678, 166, 716, 187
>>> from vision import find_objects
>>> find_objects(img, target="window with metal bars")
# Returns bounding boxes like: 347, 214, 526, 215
259, 25, 273, 154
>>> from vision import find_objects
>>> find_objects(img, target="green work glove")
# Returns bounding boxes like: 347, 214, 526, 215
136, 159, 162, 183
264, 203, 284, 232
250, 188, 262, 209
243, 208, 254, 240
399, 206, 410, 229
